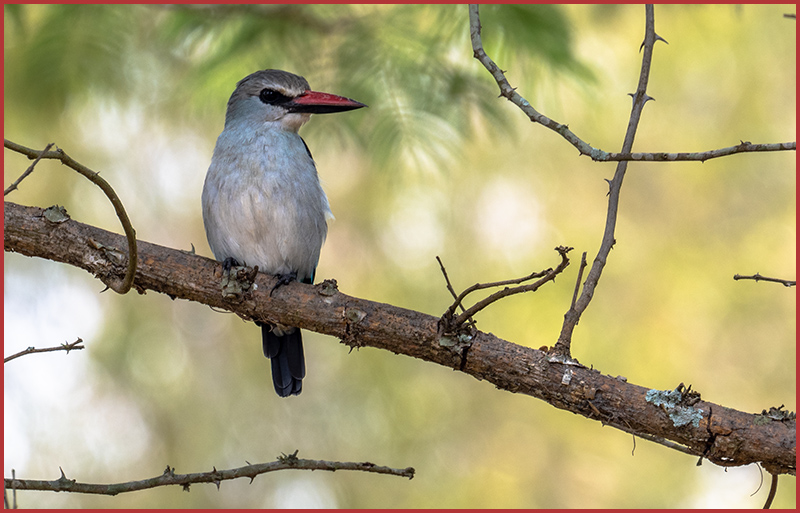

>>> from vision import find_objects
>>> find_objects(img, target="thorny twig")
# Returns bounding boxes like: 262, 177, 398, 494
554, 5, 662, 357
733, 273, 795, 288
467, 6, 795, 163
469, 5, 664, 356
4, 455, 414, 497
4, 139, 138, 294
471, 5, 795, 357
590, 141, 794, 162
4, 338, 85, 364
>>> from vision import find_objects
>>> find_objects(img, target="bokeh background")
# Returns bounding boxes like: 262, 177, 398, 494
4, 4, 796, 508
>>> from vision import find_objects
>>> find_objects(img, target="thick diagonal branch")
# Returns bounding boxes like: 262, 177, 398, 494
4, 200, 795, 476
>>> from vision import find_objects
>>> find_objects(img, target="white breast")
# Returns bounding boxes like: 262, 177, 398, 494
201, 123, 331, 280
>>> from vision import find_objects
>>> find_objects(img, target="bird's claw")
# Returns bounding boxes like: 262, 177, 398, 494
270, 271, 298, 296
222, 257, 241, 273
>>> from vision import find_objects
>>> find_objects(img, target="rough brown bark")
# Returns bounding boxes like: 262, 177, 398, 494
4, 200, 795, 476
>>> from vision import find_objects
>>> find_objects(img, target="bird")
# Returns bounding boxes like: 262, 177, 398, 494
201, 69, 366, 397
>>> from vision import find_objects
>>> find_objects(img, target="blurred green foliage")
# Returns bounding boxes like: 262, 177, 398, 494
4, 4, 587, 172
4, 4, 795, 508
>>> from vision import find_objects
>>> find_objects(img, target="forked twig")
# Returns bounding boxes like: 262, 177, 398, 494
554, 5, 661, 356
470, 5, 663, 356
439, 246, 572, 334
436, 256, 476, 330
468, 5, 795, 163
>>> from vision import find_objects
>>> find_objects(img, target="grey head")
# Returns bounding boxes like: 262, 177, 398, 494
224, 69, 366, 133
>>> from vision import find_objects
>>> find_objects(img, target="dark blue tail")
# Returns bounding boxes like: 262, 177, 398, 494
260, 324, 305, 397
257, 273, 311, 397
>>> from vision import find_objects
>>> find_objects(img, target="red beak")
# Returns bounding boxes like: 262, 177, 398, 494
286, 90, 367, 114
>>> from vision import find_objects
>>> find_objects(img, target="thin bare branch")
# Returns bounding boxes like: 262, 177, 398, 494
552, 5, 660, 356
4, 139, 138, 294
452, 246, 571, 328
597, 141, 795, 162
468, 6, 794, 164
436, 256, 460, 305
444, 265, 552, 321
4, 338, 85, 364
469, 5, 664, 355
4, 143, 54, 196
4, 454, 414, 497
734, 273, 796, 288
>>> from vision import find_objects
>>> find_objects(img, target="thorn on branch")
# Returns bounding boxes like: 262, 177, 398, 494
57, 467, 75, 487
277, 450, 300, 464
61, 337, 84, 354
733, 273, 796, 287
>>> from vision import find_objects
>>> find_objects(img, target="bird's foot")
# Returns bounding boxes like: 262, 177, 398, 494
220, 258, 258, 299
270, 271, 298, 296
222, 257, 241, 273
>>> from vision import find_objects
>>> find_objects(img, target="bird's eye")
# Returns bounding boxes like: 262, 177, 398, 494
259, 89, 291, 105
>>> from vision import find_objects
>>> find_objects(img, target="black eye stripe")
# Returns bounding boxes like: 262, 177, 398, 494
259, 88, 292, 105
